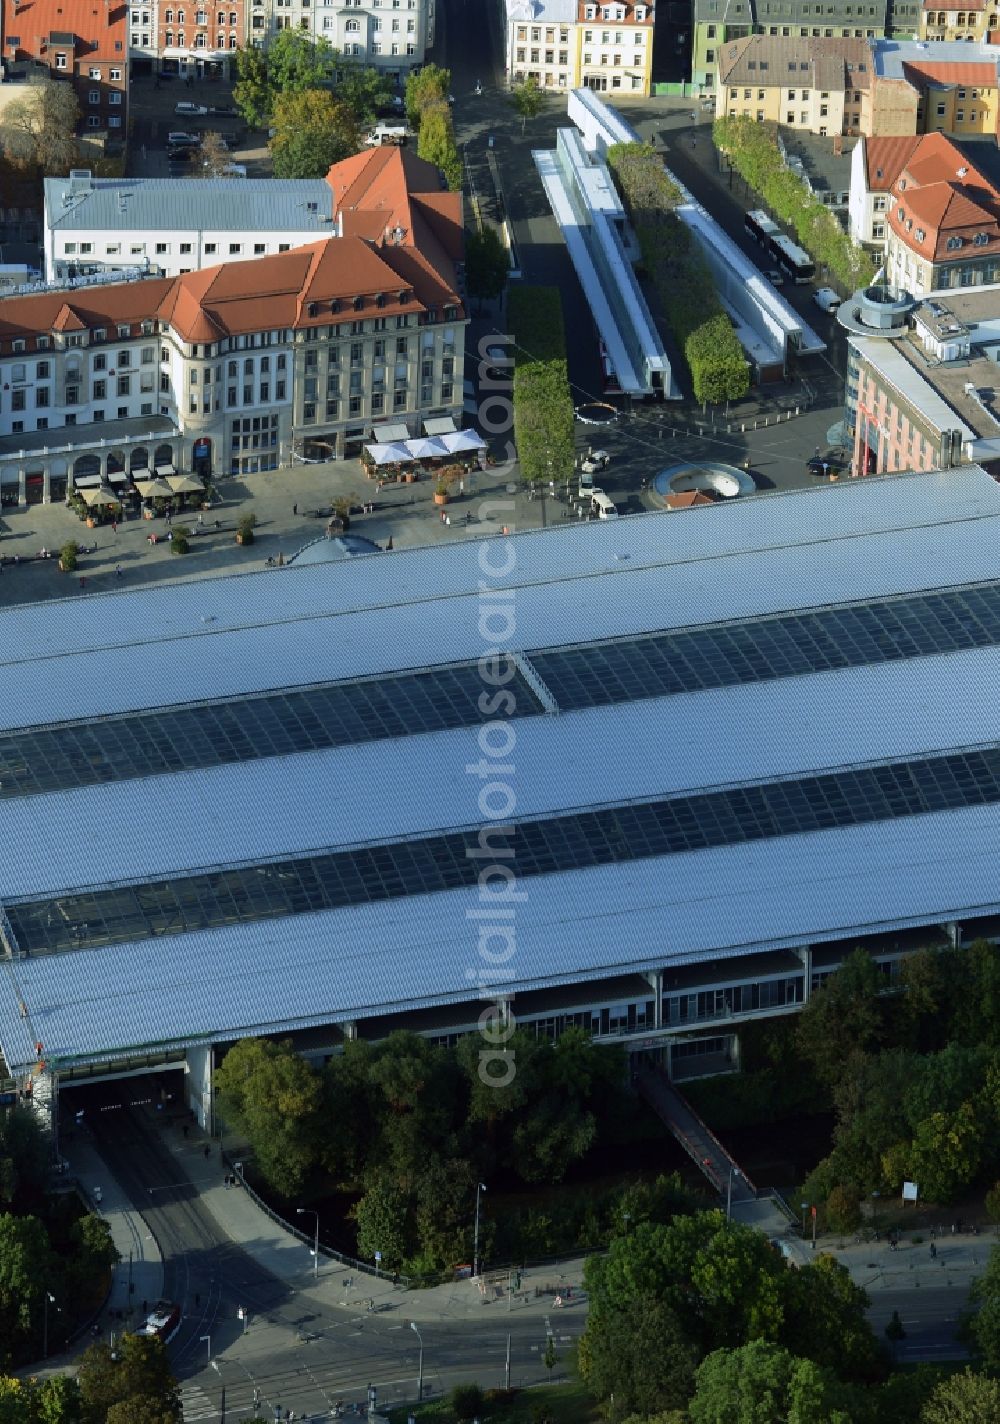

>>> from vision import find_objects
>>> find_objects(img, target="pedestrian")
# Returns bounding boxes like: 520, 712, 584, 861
204, 1144, 210, 1158
115, 563, 122, 579
111, 519, 117, 534
292, 503, 298, 516
930, 1242, 937, 1258
197, 511, 203, 526
386, 536, 393, 550
79, 576, 86, 589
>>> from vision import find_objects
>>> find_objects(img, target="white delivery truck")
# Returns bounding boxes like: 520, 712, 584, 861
365, 125, 408, 147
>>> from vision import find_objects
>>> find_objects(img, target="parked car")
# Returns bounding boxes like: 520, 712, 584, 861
175, 101, 209, 116
167, 130, 199, 145
765, 268, 785, 287
813, 286, 841, 314
581, 450, 611, 474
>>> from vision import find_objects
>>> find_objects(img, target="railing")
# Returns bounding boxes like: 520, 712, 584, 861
227, 1155, 410, 1289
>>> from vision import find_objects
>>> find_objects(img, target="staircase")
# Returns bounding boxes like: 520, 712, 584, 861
637, 1068, 756, 1207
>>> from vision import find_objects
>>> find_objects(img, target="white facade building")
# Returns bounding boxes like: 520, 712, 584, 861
506, 0, 655, 96
311, 0, 432, 71
44, 173, 339, 282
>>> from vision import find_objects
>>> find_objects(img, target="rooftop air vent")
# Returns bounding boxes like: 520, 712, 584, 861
958, 166, 969, 177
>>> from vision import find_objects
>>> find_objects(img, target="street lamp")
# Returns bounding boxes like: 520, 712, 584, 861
297, 1207, 320, 1280
801, 1202, 809, 1238
871, 1190, 881, 1236
473, 1182, 487, 1280
42, 1292, 56, 1359
410, 1320, 423, 1401
200, 1332, 211, 1364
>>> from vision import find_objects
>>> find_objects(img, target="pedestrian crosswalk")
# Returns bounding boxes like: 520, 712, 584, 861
180, 1381, 218, 1421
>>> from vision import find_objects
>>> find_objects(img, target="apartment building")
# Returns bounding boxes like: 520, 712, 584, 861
692, 0, 896, 94
920, 0, 996, 43
0, 146, 465, 498
1, 0, 129, 138
716, 35, 872, 134
867, 38, 1000, 134
155, 0, 245, 77
875, 129, 1000, 291
43, 173, 340, 280
848, 133, 921, 243
312, 0, 431, 72
506, 0, 655, 97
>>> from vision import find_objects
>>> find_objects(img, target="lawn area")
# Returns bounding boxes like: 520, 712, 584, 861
388, 1380, 602, 1424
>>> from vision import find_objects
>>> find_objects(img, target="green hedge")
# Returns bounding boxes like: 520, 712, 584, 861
606, 143, 749, 405
713, 117, 876, 291
508, 285, 575, 484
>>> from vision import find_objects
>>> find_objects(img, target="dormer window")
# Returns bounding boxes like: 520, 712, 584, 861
974, 232, 989, 246
897, 207, 905, 221
947, 235, 964, 250
12, 339, 25, 353
898, 178, 906, 190
397, 288, 408, 302
374, 292, 384, 307
330, 298, 340, 312
93, 328, 106, 342
307, 302, 318, 317
915, 228, 925, 242
353, 295, 363, 310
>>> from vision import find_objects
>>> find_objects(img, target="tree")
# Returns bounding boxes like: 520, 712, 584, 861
2, 77, 80, 175
781, 1253, 883, 1385
35, 1375, 83, 1424
904, 1099, 983, 1203
0, 1108, 51, 1208
578, 1295, 697, 1419
0, 1213, 53, 1353
77, 1335, 180, 1423
353, 1173, 411, 1270
106, 1399, 182, 1424
985, 1179, 1000, 1227
920, 1369, 1000, 1423
196, 132, 232, 178
688, 1342, 860, 1424
510, 76, 546, 134
796, 947, 884, 1089
267, 31, 338, 94
269, 89, 359, 179
232, 45, 270, 128
405, 63, 451, 128
464, 227, 509, 311
824, 1185, 862, 1235
335, 57, 393, 129
416, 101, 462, 191
969, 1241, 1000, 1368
214, 1037, 324, 1194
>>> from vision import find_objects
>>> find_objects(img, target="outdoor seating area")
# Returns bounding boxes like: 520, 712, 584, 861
361, 429, 488, 483
68, 470, 211, 526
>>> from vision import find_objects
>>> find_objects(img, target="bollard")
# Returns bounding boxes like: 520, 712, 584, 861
795, 406, 800, 416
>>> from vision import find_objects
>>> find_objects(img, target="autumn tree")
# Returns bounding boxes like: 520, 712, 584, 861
269, 90, 359, 179
2, 77, 80, 174
196, 132, 232, 178
214, 1037, 324, 1193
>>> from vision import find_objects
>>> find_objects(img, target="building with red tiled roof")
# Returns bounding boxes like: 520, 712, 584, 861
876, 131, 1000, 292
0, 150, 467, 501
849, 135, 922, 247
1, 0, 129, 139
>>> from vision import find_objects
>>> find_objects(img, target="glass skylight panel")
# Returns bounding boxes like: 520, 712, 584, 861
9, 744, 1000, 957
530, 582, 1000, 708
0, 659, 541, 799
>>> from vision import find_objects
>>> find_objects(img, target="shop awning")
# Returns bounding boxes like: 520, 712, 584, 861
371, 422, 411, 444
154, 464, 177, 478
423, 416, 458, 437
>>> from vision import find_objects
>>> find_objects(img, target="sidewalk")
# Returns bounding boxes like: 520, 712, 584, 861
160, 1119, 589, 1324
30, 1138, 163, 1375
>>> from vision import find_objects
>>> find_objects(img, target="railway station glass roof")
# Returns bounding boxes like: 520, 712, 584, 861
530, 581, 1000, 709
0, 657, 542, 799
10, 743, 1000, 956
7, 582, 1000, 804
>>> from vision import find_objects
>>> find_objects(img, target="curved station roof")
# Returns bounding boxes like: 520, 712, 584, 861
3, 467, 1000, 1077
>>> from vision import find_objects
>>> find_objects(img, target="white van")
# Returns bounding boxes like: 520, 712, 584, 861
591, 490, 618, 520
365, 125, 408, 147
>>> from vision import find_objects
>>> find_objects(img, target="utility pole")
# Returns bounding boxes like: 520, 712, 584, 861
505, 1332, 511, 1391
